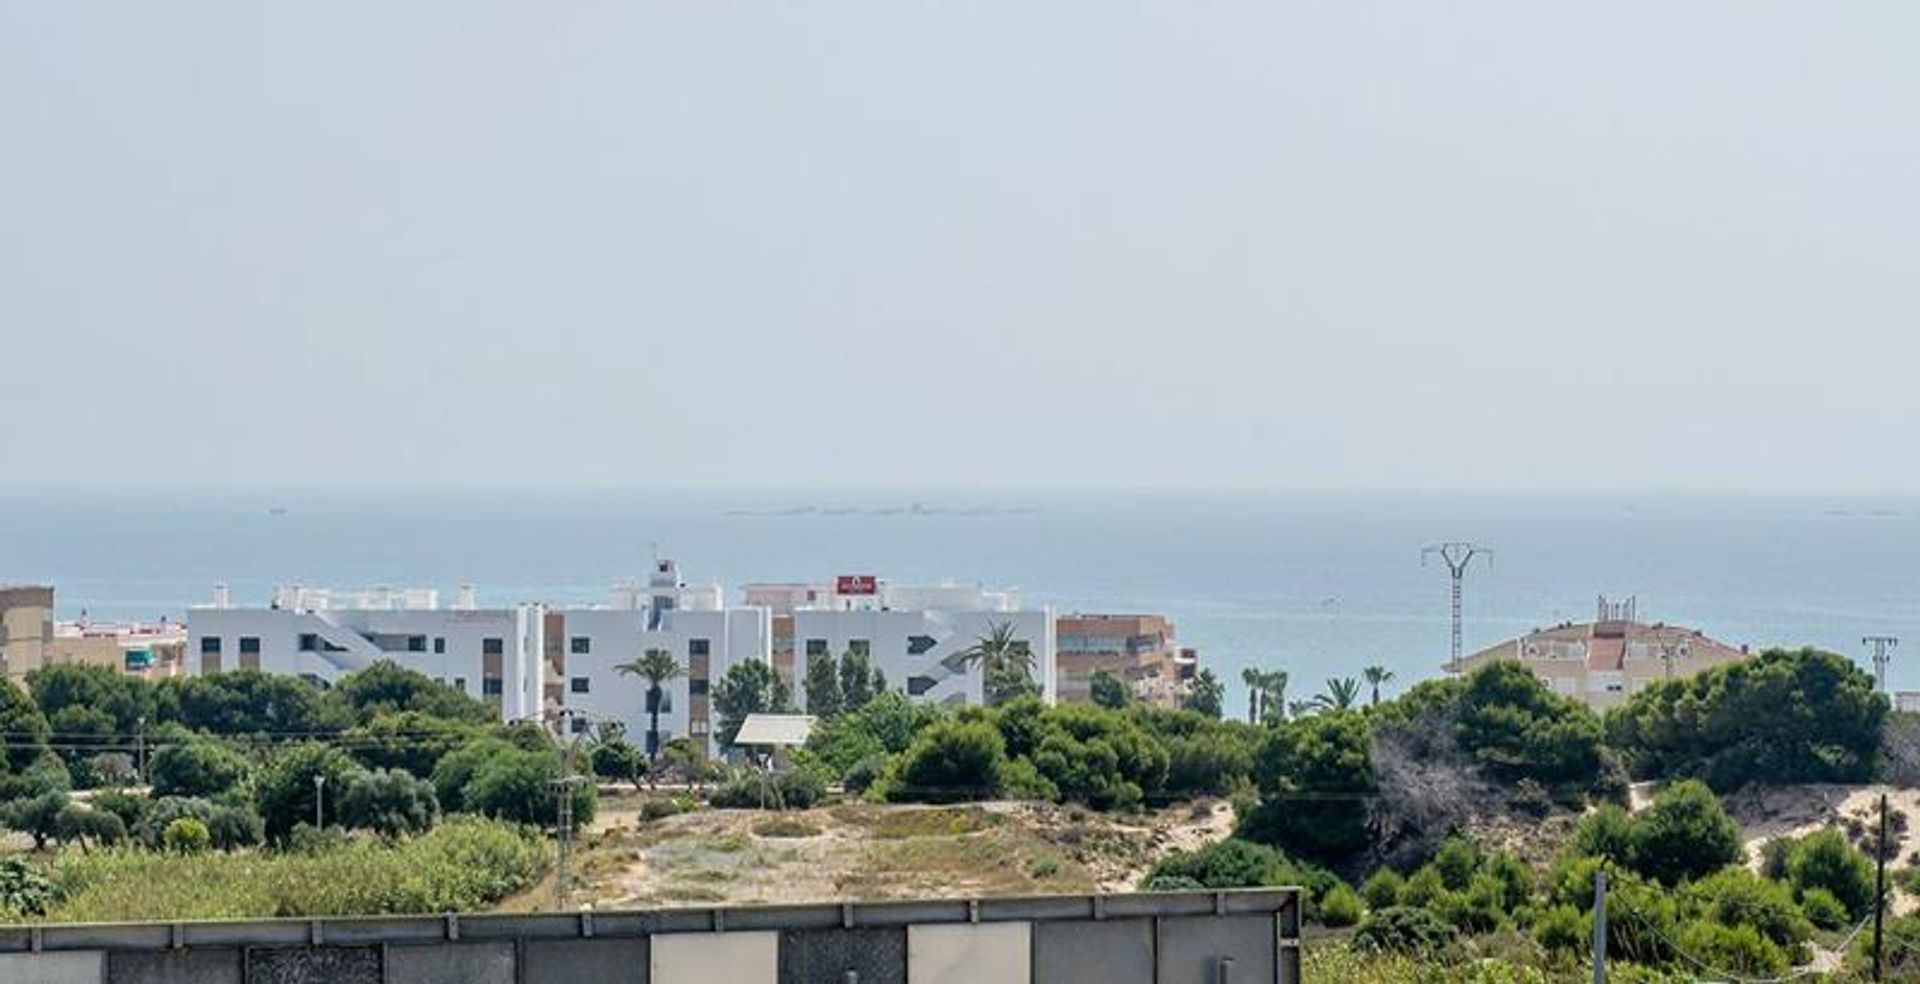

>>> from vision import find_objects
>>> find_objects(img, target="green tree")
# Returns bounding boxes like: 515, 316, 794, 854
1241, 711, 1373, 863
959, 623, 1038, 706
1606, 647, 1885, 791
887, 720, 1006, 804
162, 816, 211, 854
2, 791, 68, 849
341, 710, 480, 779
253, 742, 366, 841
1089, 670, 1130, 710
1314, 677, 1361, 712
0, 680, 51, 774
1363, 665, 1395, 707
1182, 669, 1225, 719
328, 660, 495, 725
149, 737, 251, 799
840, 648, 885, 710
711, 660, 793, 750
1240, 668, 1264, 723
1454, 661, 1604, 796
615, 648, 684, 760
803, 650, 843, 718
339, 768, 438, 838
588, 732, 645, 785
27, 663, 155, 734
1628, 779, 1742, 885
1258, 671, 1289, 724
46, 703, 116, 787
205, 803, 265, 850
1145, 838, 1294, 889
460, 745, 594, 827
159, 671, 345, 735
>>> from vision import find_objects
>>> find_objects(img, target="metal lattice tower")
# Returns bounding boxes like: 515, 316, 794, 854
1424, 542, 1492, 672
1865, 636, 1899, 693
550, 709, 592, 909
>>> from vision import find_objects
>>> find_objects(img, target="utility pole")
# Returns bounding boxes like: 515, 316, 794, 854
1865, 636, 1899, 693
1875, 792, 1888, 981
1591, 867, 1607, 984
134, 716, 146, 785
1424, 542, 1492, 672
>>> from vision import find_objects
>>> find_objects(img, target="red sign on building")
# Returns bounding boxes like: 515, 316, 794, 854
836, 575, 878, 596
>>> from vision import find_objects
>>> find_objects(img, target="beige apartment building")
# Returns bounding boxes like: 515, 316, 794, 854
0, 585, 188, 681
1055, 613, 1197, 708
1454, 597, 1750, 711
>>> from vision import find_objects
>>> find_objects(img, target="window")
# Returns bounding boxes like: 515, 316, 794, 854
454, 677, 468, 693
689, 679, 709, 697
298, 634, 319, 652
570, 637, 591, 654
805, 639, 828, 657
570, 717, 589, 735
570, 677, 591, 694
482, 679, 503, 696
433, 637, 446, 654
407, 635, 427, 652
689, 638, 711, 658
849, 639, 871, 657
238, 637, 260, 654
483, 638, 504, 656
690, 720, 710, 736
200, 636, 222, 654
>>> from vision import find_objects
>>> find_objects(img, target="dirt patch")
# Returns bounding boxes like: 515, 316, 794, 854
547, 798, 1237, 909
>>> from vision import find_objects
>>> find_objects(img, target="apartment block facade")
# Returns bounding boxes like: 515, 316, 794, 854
1454, 597, 1750, 710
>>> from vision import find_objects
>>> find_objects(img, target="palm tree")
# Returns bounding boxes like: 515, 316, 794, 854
1258, 670, 1289, 724
959, 622, 1036, 705
1362, 665, 1395, 707
615, 647, 683, 762
1313, 677, 1360, 712
1240, 667, 1264, 723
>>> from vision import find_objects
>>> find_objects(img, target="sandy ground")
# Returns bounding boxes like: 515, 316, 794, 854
551, 797, 1238, 909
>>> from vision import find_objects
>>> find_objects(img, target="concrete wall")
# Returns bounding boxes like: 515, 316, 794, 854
0, 891, 1300, 984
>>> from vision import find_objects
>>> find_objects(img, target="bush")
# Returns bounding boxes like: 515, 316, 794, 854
253, 743, 366, 842
339, 768, 438, 838
887, 720, 1006, 804
456, 744, 594, 828
1432, 836, 1481, 891
206, 803, 265, 851
709, 768, 827, 811
1361, 868, 1406, 911
843, 754, 889, 795
1693, 866, 1810, 947
1354, 906, 1459, 957
162, 817, 212, 854
55, 803, 125, 848
1798, 886, 1848, 931
1145, 839, 1292, 890
1627, 780, 1742, 885
1676, 919, 1787, 977
1320, 882, 1363, 927
1787, 827, 1875, 919
1533, 904, 1586, 955
638, 795, 696, 821
1571, 803, 1634, 863
0, 856, 53, 916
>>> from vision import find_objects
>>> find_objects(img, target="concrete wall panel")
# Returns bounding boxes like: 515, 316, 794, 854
1032, 918, 1153, 984
907, 922, 1029, 984
651, 931, 777, 984
1154, 915, 1274, 984
107, 949, 242, 984
245, 945, 381, 984
386, 942, 515, 984
0, 950, 106, 984
779, 926, 906, 984
523, 938, 648, 984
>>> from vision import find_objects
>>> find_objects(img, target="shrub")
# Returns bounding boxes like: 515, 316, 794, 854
1693, 866, 1810, 947
1144, 839, 1291, 889
639, 796, 696, 821
1353, 906, 1459, 957
1676, 919, 1787, 977
1627, 780, 1742, 885
1398, 865, 1450, 909
887, 721, 1006, 804
1799, 886, 1848, 931
752, 817, 822, 839
90, 789, 150, 833
0, 857, 54, 916
206, 803, 265, 851
458, 745, 594, 827
1432, 836, 1481, 891
843, 754, 889, 795
55, 803, 125, 848
253, 743, 366, 841
1361, 868, 1405, 911
1028, 854, 1062, 879
162, 817, 212, 854
1242, 712, 1373, 863
1533, 904, 1586, 955
1320, 882, 1363, 927
1787, 827, 1875, 919
339, 768, 438, 838
1570, 803, 1634, 863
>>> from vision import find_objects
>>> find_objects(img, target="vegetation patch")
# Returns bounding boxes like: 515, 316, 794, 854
752, 817, 823, 839
864, 807, 1000, 839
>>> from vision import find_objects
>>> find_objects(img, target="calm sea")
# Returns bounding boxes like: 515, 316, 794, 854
5, 489, 1919, 705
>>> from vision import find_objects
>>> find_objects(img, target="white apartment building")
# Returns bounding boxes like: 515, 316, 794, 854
187, 560, 771, 755
743, 577, 1056, 709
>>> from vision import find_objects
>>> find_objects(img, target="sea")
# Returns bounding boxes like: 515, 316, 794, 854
5, 488, 1920, 707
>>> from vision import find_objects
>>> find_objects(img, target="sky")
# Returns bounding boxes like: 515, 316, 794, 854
2, 2, 1916, 492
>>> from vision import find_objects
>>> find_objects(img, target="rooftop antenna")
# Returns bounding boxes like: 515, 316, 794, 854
1864, 636, 1899, 693
1423, 542, 1492, 673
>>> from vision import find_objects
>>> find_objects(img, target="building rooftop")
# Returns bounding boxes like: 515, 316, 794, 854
733, 714, 817, 747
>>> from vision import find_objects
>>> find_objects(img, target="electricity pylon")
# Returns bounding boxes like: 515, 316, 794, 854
1424, 542, 1491, 672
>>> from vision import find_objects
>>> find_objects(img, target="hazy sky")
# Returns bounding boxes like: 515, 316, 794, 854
3, 3, 1915, 492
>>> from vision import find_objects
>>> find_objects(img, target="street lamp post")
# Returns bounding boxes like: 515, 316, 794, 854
314, 775, 327, 829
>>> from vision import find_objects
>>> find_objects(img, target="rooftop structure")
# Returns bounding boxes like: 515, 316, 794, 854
1454, 595, 1750, 710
